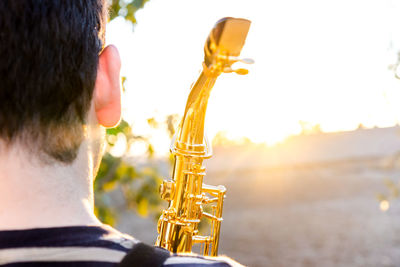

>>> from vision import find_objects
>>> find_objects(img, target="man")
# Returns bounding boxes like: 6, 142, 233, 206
0, 1, 241, 266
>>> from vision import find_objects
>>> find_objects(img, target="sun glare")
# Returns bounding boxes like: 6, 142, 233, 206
106, 0, 400, 154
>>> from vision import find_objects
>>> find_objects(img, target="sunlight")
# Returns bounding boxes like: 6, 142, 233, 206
106, 0, 400, 153
109, 133, 127, 157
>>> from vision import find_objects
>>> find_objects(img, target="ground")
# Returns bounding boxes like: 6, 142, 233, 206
117, 156, 400, 266
217, 158, 399, 266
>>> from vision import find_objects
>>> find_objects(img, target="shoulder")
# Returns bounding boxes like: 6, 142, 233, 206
0, 224, 139, 266
162, 254, 244, 267
96, 224, 139, 251
119, 242, 243, 267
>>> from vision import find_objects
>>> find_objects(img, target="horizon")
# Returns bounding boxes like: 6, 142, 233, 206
110, 123, 400, 159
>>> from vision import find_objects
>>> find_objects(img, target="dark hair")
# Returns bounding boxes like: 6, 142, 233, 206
0, 0, 108, 163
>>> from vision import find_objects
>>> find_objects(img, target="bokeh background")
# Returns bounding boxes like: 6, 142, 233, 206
95, 0, 400, 266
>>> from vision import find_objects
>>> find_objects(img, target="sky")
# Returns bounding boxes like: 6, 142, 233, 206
105, 0, 400, 154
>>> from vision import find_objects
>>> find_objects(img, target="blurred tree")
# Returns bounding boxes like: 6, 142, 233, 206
94, 118, 165, 225
388, 51, 400, 80
108, 0, 150, 23
299, 121, 322, 135
94, 0, 168, 225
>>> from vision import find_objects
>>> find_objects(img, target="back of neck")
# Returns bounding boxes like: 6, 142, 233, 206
0, 141, 101, 230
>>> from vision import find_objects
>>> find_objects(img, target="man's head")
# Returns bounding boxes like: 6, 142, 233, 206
0, 0, 121, 164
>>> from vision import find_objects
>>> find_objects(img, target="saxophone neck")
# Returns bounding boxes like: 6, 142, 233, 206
172, 69, 217, 158
172, 17, 253, 158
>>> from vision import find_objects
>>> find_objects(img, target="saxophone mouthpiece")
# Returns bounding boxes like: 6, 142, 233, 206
204, 17, 251, 67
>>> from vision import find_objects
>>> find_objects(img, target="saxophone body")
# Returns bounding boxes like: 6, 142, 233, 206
155, 17, 251, 256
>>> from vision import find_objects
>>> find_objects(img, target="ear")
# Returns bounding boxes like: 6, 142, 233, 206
94, 45, 122, 128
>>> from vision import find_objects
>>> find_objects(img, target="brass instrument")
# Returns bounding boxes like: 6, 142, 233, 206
155, 17, 252, 256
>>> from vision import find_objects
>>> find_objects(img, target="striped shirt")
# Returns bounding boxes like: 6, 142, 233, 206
0, 225, 236, 266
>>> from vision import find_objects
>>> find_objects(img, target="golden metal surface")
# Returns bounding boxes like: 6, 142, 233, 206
155, 17, 252, 256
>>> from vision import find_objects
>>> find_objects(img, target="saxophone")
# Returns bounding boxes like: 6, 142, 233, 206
155, 17, 252, 256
